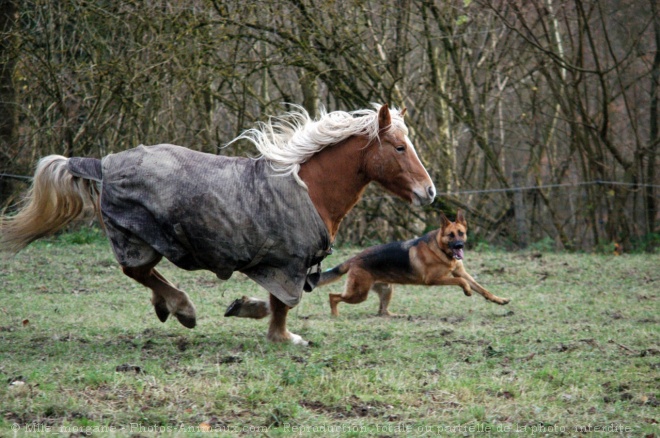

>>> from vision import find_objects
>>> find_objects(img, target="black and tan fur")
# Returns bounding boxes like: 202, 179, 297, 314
319, 210, 510, 316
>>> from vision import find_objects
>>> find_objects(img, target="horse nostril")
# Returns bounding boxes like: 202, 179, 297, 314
427, 185, 436, 199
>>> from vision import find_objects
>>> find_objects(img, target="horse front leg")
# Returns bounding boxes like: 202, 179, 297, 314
122, 258, 197, 328
224, 296, 271, 319
267, 293, 308, 345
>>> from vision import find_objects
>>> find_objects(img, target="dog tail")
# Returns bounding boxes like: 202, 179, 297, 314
0, 156, 101, 253
317, 262, 350, 287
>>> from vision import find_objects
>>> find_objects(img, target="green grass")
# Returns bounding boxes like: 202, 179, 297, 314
1, 232, 658, 436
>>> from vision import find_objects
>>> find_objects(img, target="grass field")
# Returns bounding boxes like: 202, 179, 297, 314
1, 230, 658, 437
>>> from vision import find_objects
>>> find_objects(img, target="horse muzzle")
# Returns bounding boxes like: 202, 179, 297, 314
412, 184, 436, 206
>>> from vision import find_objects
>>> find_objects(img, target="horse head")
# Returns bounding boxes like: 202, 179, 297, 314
364, 104, 436, 206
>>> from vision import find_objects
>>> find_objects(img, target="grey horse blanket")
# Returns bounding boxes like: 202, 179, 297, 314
68, 144, 331, 307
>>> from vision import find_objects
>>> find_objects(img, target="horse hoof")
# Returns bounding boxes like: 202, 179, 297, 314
268, 331, 309, 346
154, 303, 170, 322
224, 296, 270, 319
289, 333, 309, 346
175, 312, 197, 328
224, 297, 244, 317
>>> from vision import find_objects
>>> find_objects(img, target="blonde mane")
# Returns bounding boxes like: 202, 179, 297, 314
229, 104, 408, 187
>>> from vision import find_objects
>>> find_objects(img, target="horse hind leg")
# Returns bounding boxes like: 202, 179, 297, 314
267, 293, 307, 345
122, 257, 197, 328
223, 294, 305, 345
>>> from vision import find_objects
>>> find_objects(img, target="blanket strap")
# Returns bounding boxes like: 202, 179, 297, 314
304, 245, 333, 292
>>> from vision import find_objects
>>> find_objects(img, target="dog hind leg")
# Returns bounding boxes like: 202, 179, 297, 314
329, 270, 373, 316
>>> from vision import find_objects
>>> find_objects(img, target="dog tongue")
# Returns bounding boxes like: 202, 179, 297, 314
453, 248, 464, 260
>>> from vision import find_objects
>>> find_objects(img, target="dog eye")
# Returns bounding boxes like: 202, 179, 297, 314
448, 232, 455, 238
458, 231, 464, 237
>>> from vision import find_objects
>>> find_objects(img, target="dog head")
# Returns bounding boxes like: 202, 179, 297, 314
438, 210, 468, 260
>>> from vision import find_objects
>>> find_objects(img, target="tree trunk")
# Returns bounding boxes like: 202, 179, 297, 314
648, 0, 660, 239
300, 71, 319, 120
0, 0, 17, 204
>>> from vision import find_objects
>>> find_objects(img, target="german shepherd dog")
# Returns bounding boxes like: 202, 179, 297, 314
318, 210, 511, 316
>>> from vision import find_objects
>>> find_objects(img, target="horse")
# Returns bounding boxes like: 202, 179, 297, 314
0, 104, 435, 345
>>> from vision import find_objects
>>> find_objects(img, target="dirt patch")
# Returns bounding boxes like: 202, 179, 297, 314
217, 355, 243, 364
115, 364, 143, 374
300, 396, 393, 419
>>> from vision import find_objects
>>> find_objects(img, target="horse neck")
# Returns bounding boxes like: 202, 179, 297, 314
298, 136, 371, 240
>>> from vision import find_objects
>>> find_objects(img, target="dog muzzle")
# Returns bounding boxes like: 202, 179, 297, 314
450, 241, 464, 260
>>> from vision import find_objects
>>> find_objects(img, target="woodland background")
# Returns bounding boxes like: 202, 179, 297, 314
0, 0, 658, 251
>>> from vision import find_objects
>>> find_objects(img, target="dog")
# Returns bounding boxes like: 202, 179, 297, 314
318, 210, 511, 316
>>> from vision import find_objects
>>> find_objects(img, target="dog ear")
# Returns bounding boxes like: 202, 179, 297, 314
440, 211, 450, 229
456, 209, 467, 227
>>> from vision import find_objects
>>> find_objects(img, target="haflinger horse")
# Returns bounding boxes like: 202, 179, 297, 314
0, 104, 435, 345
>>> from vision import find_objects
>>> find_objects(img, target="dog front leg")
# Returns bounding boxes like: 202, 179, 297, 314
427, 276, 472, 296
466, 278, 510, 305
454, 267, 510, 305
372, 283, 396, 317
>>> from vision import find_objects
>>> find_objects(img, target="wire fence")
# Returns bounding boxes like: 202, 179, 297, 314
3, 171, 660, 195
2, 172, 658, 250
436, 180, 660, 196
345, 179, 660, 250
0, 173, 33, 181
353, 180, 660, 200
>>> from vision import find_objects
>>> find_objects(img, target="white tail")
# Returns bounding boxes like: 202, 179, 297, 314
0, 155, 99, 253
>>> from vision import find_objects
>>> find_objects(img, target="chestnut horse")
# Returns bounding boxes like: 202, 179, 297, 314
0, 104, 435, 345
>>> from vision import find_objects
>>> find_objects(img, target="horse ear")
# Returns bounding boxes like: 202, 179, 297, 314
440, 211, 450, 229
456, 209, 467, 227
378, 104, 391, 133
400, 107, 407, 117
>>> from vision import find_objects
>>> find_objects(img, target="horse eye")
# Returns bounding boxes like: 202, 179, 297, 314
395, 145, 406, 153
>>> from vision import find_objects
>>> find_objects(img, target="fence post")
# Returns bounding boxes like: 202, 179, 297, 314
512, 170, 529, 248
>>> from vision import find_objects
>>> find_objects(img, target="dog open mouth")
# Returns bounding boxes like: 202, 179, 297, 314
452, 247, 464, 260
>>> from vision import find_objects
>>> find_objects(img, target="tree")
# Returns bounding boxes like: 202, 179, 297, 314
0, 0, 17, 203
2, 0, 657, 249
